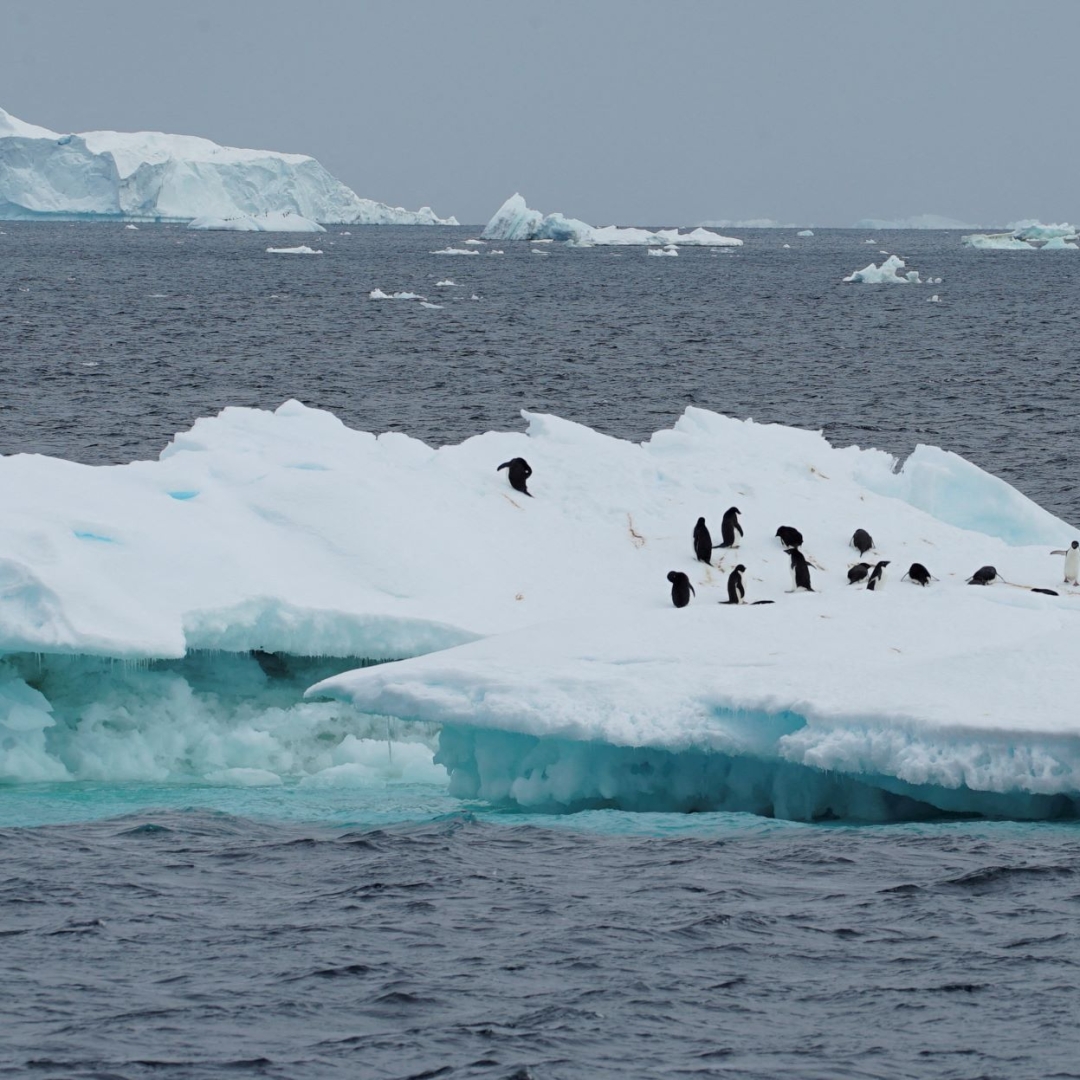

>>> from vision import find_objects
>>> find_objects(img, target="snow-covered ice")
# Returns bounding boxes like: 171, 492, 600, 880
265, 245, 321, 255
482, 194, 743, 247
0, 106, 457, 226
3, 402, 1079, 819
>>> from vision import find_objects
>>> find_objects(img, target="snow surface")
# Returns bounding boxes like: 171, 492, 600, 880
3, 402, 1080, 818
0, 106, 456, 225
483, 194, 743, 247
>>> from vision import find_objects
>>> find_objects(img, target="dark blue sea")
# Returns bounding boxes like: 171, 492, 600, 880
2, 223, 1079, 1079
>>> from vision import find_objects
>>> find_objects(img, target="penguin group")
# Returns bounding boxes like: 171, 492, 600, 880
665, 511, 1079, 609
492, 458, 1079, 609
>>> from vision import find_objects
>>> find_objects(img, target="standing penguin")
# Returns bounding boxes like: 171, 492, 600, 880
967, 566, 1000, 585
725, 564, 746, 604
497, 457, 533, 496
851, 529, 874, 557
693, 517, 720, 565
866, 560, 890, 591
776, 525, 803, 549
902, 563, 933, 586
786, 548, 814, 592
718, 507, 743, 548
847, 562, 873, 585
667, 570, 695, 608
1050, 540, 1080, 585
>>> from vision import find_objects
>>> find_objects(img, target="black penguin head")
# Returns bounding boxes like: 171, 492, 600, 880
666, 571, 679, 583
1072, 541, 1079, 550
728, 507, 741, 515
877, 560, 891, 568
734, 564, 746, 573
696, 517, 706, 526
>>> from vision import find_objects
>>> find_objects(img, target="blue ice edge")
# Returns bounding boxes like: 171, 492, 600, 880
431, 723, 1080, 823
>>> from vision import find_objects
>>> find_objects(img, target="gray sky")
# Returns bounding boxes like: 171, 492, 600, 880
3, 0, 1078, 227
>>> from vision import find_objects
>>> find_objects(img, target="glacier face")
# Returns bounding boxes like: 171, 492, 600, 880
3, 401, 1080, 819
0, 107, 457, 225
481, 193, 743, 246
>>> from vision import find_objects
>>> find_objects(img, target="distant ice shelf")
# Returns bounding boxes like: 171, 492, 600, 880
482, 193, 743, 247
0, 106, 457, 225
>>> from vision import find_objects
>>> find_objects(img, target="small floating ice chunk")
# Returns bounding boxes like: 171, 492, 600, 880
369, 289, 424, 300
339, 231, 352, 236
1041, 236, 1078, 251
797, 229, 814, 237
843, 254, 926, 284
124, 224, 138, 230
431, 247, 479, 256
488, 250, 504, 255
419, 301, 442, 310
464, 238, 486, 245
782, 243, 790, 249
266, 245, 322, 254
434, 280, 458, 287
647, 244, 679, 257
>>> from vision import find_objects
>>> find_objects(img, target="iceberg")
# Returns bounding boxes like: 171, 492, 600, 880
188, 211, 325, 233
0, 106, 457, 225
2, 401, 1079, 821
482, 193, 743, 247
797, 229, 814, 237
962, 221, 1077, 251
843, 254, 925, 283
853, 214, 977, 230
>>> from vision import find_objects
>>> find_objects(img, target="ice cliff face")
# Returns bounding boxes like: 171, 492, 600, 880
0, 107, 457, 225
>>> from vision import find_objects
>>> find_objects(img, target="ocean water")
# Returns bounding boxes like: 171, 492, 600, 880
2, 223, 1080, 1079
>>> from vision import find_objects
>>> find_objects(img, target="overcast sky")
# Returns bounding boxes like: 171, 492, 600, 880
3, 0, 1078, 227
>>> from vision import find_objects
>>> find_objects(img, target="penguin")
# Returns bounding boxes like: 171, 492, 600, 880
1050, 540, 1080, 585
693, 517, 721, 565
851, 529, 874, 556
865, 560, 890, 591
667, 570, 695, 608
725, 564, 746, 604
775, 525, 803, 549
497, 457, 532, 496
785, 548, 813, 592
718, 507, 743, 548
847, 562, 873, 585
967, 565, 999, 586
902, 562, 933, 586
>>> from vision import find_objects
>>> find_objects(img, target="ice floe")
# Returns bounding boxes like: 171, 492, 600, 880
963, 220, 1077, 251
3, 403, 1080, 818
189, 211, 325, 233
265, 245, 322, 255
844, 254, 927, 284
482, 193, 743, 247
431, 247, 479, 256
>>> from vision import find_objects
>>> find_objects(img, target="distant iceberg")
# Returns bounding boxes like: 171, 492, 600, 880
962, 220, 1077, 251
482, 193, 742, 247
0, 106, 457, 225
844, 254, 927, 284
853, 214, 977, 230
188, 211, 325, 233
